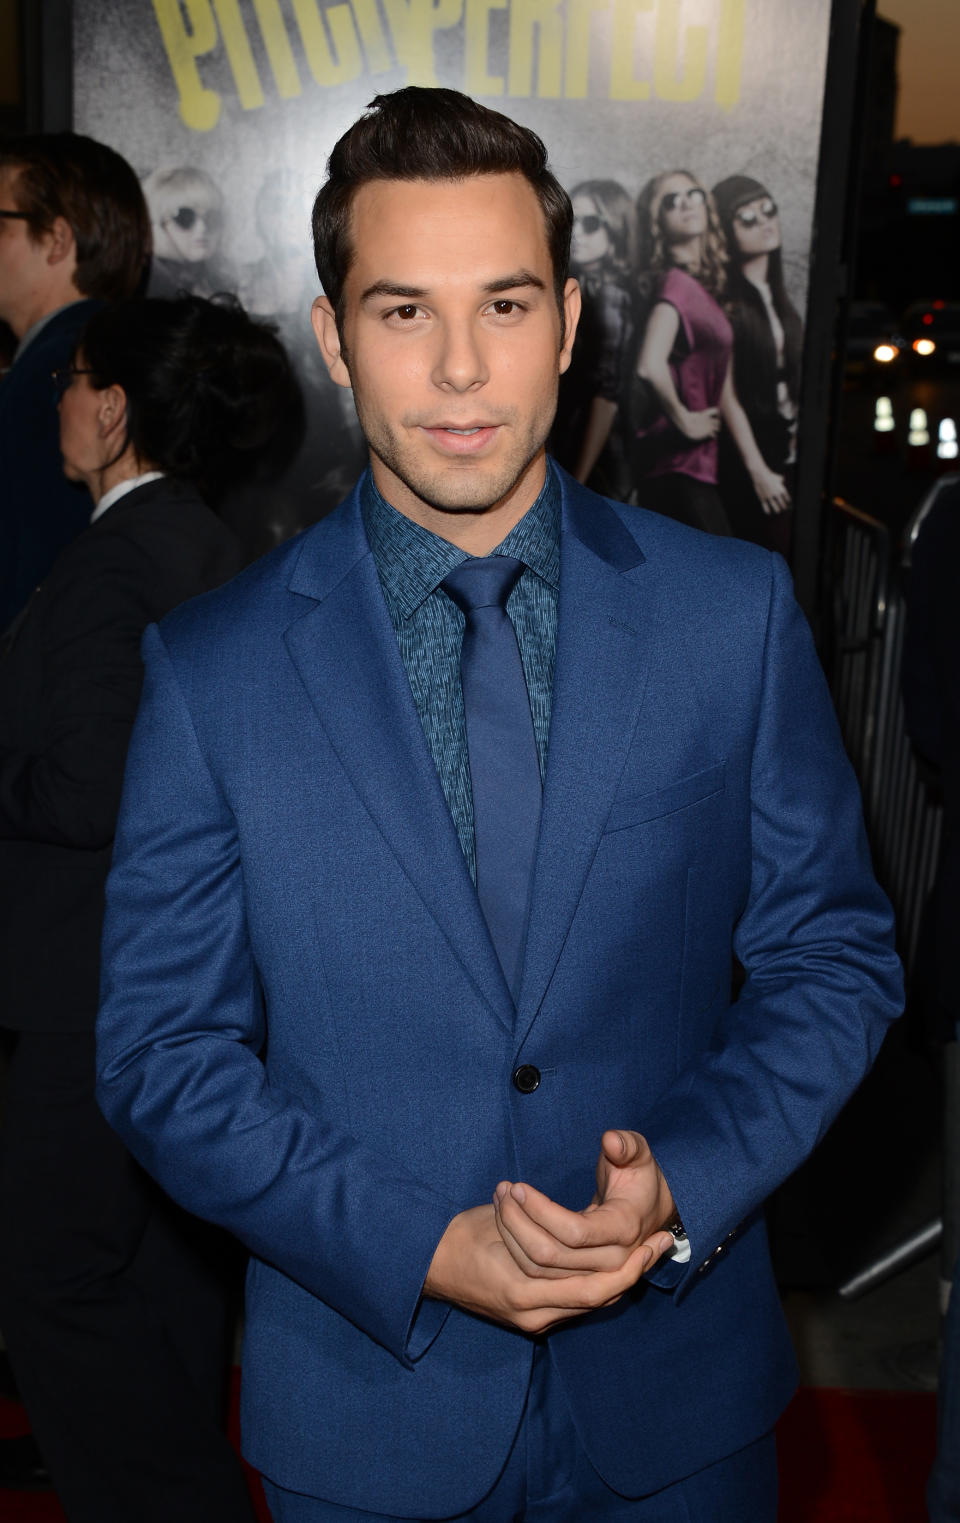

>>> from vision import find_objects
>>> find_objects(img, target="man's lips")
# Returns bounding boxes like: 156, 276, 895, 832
418, 423, 501, 455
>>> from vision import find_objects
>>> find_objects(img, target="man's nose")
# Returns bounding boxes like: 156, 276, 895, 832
431, 320, 488, 392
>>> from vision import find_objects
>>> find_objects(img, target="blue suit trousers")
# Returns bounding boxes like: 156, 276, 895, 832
261, 1345, 777, 1523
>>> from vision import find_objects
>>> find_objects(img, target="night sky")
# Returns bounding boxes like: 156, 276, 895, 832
878, 0, 960, 144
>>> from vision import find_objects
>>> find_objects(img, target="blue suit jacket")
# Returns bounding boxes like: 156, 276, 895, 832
96, 469, 902, 1514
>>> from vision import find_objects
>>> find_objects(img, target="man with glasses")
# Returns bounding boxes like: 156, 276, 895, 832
0, 133, 150, 631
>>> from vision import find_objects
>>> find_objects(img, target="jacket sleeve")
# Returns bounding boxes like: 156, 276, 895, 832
640, 553, 903, 1293
0, 536, 161, 847
96, 622, 459, 1366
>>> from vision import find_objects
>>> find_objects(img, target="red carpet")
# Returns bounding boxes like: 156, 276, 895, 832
777, 1387, 936, 1522
0, 1380, 937, 1521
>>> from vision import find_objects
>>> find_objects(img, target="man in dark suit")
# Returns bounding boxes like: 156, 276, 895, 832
0, 133, 150, 630
97, 89, 903, 1522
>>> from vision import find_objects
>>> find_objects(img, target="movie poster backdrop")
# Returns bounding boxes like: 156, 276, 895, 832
73, 0, 833, 557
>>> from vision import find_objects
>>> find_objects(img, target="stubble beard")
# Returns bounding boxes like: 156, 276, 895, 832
353, 394, 557, 519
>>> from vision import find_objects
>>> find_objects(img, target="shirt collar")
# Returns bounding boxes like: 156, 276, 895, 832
91, 471, 166, 524
361, 461, 561, 623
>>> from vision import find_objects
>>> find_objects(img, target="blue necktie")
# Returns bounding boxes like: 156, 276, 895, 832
443, 556, 542, 999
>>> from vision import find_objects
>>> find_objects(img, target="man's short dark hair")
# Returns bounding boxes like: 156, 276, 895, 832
0, 133, 150, 301
312, 88, 572, 339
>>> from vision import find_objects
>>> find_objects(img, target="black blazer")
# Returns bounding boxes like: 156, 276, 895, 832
0, 475, 242, 1031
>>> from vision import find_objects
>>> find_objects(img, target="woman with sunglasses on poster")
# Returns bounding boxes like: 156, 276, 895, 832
551, 179, 636, 496
144, 165, 236, 300
632, 169, 789, 535
0, 296, 299, 1522
712, 175, 803, 556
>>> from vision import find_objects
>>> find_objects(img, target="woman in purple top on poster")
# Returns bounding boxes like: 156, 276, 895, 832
633, 169, 789, 536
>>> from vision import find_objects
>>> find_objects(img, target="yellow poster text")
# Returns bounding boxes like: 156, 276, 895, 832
152, 0, 745, 129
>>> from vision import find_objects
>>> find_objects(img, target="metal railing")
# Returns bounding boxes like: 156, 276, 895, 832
824, 496, 943, 977
826, 498, 889, 780
825, 486, 957, 1302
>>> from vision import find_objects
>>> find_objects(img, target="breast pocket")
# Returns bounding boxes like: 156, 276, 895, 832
602, 762, 725, 835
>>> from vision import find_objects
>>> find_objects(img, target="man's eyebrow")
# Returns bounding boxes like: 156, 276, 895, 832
358, 271, 548, 304
359, 281, 429, 304
481, 270, 547, 295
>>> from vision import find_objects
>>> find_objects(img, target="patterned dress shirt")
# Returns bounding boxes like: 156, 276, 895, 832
361, 463, 560, 883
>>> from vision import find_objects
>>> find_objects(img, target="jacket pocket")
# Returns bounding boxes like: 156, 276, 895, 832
602, 762, 725, 835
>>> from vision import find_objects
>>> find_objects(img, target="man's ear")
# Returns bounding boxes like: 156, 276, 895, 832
558, 278, 582, 376
312, 296, 351, 389
44, 216, 76, 270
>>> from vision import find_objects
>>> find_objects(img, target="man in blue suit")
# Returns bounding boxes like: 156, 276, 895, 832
96, 88, 903, 1522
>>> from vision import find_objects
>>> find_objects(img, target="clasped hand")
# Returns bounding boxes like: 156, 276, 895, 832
423, 1130, 677, 1336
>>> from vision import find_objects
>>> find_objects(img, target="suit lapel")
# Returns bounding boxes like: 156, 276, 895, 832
516, 478, 661, 1040
283, 489, 515, 1033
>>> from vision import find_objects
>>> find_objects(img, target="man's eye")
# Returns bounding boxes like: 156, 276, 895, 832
490, 300, 520, 316
393, 304, 420, 320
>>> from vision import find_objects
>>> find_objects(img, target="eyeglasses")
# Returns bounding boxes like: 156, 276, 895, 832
734, 200, 778, 228
165, 205, 222, 233
51, 365, 94, 400
573, 214, 608, 236
660, 187, 706, 212
0, 209, 31, 222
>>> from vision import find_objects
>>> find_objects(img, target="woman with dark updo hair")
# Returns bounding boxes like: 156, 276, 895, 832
63, 293, 302, 508
0, 295, 300, 1522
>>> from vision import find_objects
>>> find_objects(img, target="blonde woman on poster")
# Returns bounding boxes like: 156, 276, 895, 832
144, 165, 236, 300
632, 170, 789, 536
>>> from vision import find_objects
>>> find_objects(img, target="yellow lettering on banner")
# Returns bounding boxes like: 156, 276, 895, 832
653, 0, 706, 102
151, 0, 221, 130
715, 0, 744, 107
507, 0, 563, 98
382, 0, 463, 87
414, 0, 465, 81
291, 0, 363, 87
251, 0, 303, 97
380, 0, 410, 76
609, 0, 652, 101
465, 0, 507, 95
211, 0, 265, 108
352, 0, 393, 73
564, 0, 609, 99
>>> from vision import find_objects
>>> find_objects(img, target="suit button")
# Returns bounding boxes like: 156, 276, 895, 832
513, 1064, 541, 1094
